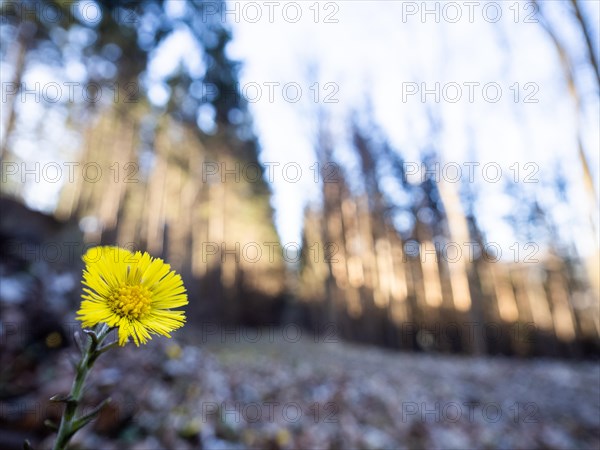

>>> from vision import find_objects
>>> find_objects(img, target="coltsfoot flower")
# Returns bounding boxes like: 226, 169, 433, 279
76, 246, 188, 346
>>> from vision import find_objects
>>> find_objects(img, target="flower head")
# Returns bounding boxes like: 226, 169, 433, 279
76, 246, 188, 346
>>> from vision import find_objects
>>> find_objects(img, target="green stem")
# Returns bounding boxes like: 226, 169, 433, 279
52, 324, 112, 450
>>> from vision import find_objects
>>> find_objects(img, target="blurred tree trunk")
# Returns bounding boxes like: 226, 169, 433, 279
534, 0, 600, 299
570, 0, 600, 85
0, 23, 34, 166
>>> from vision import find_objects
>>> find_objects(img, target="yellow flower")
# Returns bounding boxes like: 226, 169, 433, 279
76, 246, 188, 346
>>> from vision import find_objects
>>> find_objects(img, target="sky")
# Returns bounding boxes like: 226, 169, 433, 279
222, 0, 600, 253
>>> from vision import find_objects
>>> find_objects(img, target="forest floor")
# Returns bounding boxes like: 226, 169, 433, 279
4, 328, 599, 450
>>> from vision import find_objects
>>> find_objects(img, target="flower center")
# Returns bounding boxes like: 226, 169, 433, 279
108, 284, 152, 320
